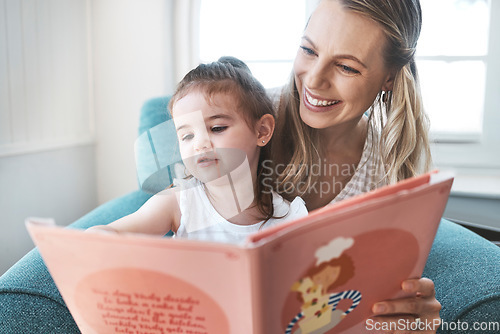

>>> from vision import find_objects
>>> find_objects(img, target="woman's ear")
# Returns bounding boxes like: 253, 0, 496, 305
256, 114, 275, 147
382, 69, 397, 91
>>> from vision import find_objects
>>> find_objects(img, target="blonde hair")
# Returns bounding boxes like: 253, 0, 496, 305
273, 0, 431, 200
345, 0, 431, 183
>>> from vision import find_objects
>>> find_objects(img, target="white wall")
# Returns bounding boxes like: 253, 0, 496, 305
0, 0, 176, 275
0, 0, 96, 275
0, 145, 97, 275
91, 0, 175, 204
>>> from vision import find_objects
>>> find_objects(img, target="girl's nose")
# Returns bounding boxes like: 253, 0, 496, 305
194, 133, 212, 152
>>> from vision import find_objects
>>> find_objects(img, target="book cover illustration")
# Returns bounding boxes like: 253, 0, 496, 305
280, 226, 420, 333
285, 237, 361, 333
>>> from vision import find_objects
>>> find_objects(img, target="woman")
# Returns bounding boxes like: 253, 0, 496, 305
272, 0, 441, 331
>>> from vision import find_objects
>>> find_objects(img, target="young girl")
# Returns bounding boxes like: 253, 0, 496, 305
88, 57, 307, 243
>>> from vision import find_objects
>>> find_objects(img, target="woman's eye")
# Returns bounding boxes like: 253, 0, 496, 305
300, 46, 316, 56
211, 126, 228, 133
339, 64, 360, 74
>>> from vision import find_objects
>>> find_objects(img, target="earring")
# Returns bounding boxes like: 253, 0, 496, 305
262, 140, 265, 144
381, 90, 392, 103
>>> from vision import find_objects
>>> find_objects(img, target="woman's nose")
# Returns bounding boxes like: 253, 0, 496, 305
306, 60, 331, 90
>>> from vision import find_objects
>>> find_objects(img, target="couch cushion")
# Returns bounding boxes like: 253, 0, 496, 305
424, 219, 500, 333
0, 249, 81, 333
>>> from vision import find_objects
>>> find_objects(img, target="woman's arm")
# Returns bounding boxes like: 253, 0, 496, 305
369, 278, 442, 334
87, 188, 181, 236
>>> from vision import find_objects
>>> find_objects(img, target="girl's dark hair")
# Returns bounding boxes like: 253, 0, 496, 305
168, 56, 276, 222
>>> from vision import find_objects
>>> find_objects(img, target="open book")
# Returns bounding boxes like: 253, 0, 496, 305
27, 171, 453, 334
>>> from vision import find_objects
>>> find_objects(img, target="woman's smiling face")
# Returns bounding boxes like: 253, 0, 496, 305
294, 0, 394, 129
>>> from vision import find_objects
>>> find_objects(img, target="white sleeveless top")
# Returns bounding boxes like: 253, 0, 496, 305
174, 178, 308, 244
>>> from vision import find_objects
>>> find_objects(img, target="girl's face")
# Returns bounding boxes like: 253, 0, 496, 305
172, 91, 262, 183
294, 0, 394, 129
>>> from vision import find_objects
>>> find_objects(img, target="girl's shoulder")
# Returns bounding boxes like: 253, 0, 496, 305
150, 186, 181, 209
172, 177, 200, 189
272, 192, 308, 221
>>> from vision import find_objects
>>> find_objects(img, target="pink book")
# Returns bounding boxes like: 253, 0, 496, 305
27, 170, 453, 334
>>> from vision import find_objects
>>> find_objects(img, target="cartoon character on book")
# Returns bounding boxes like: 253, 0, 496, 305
285, 237, 361, 334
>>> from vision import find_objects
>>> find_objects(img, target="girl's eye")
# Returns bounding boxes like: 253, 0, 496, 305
300, 46, 316, 56
211, 126, 228, 133
339, 64, 360, 75
181, 133, 194, 141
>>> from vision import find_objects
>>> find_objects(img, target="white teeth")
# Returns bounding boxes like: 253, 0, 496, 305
305, 91, 338, 107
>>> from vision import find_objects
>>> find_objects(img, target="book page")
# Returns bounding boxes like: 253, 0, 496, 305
27, 223, 255, 334
249, 173, 453, 334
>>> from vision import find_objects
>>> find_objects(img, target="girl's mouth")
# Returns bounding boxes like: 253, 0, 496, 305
196, 156, 218, 167
304, 88, 341, 111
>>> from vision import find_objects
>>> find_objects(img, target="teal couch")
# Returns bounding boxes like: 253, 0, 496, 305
1, 97, 499, 333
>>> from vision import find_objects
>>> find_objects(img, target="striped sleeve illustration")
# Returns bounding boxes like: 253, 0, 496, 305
328, 290, 362, 314
285, 290, 362, 333
285, 311, 304, 334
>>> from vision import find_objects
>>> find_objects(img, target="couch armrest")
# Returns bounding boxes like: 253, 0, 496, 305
0, 250, 80, 333
0, 190, 152, 333
424, 219, 500, 334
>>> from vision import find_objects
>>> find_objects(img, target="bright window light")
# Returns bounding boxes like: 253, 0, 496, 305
418, 0, 490, 56
418, 60, 485, 136
417, 0, 490, 139
199, 0, 306, 88
199, 0, 492, 141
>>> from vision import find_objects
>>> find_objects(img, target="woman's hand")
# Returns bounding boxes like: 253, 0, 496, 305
368, 278, 442, 333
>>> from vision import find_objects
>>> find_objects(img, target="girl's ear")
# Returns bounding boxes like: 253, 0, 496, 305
256, 114, 275, 147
